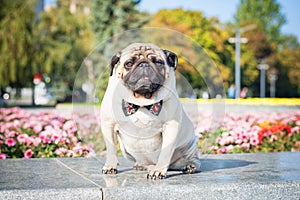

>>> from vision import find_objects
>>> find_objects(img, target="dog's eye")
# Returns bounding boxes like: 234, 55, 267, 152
155, 60, 164, 67
124, 61, 133, 69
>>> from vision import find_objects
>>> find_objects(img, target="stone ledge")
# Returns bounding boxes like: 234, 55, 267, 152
0, 188, 102, 200
0, 152, 300, 200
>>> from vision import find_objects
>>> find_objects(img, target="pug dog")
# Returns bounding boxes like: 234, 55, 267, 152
101, 43, 201, 179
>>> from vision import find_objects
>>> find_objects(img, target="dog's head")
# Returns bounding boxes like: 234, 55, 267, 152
110, 43, 178, 99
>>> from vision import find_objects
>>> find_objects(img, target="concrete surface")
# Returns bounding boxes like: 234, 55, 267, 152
1, 152, 300, 200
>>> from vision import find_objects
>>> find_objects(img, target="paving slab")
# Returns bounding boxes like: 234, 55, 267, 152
0, 152, 300, 200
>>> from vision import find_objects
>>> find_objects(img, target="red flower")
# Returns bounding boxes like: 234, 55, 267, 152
258, 124, 293, 144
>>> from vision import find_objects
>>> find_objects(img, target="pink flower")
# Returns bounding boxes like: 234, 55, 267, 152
219, 138, 226, 146
22, 122, 30, 129
63, 120, 76, 131
291, 127, 299, 134
240, 134, 249, 141
5, 138, 16, 147
17, 134, 28, 144
67, 151, 75, 157
13, 119, 21, 127
33, 137, 41, 146
55, 147, 67, 156
73, 145, 83, 154
67, 130, 76, 137
51, 133, 61, 144
241, 143, 250, 150
235, 139, 243, 145
221, 132, 229, 138
0, 125, 4, 133
270, 135, 278, 142
25, 137, 34, 146
51, 119, 63, 128
226, 145, 234, 152
39, 131, 51, 144
226, 136, 235, 144
24, 149, 33, 158
0, 153, 6, 159
216, 137, 227, 146
7, 131, 18, 138
250, 137, 259, 146
218, 146, 227, 153
33, 124, 43, 133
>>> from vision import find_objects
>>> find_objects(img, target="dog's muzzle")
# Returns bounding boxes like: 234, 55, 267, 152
123, 61, 164, 99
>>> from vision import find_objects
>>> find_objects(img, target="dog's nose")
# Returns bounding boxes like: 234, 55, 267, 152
139, 62, 149, 68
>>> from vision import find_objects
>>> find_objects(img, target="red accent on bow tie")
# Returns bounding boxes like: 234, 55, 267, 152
122, 99, 163, 116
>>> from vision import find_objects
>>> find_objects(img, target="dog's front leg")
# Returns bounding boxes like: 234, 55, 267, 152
101, 121, 118, 174
147, 119, 179, 179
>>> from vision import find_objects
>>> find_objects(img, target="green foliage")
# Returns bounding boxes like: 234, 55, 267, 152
0, 0, 299, 99
90, 0, 148, 43
234, 0, 286, 43
146, 9, 234, 95
90, 0, 148, 102
37, 0, 94, 88
0, 0, 94, 101
0, 0, 37, 89
234, 0, 300, 97
277, 46, 300, 96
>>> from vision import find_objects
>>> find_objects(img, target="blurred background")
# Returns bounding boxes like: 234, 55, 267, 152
0, 0, 299, 107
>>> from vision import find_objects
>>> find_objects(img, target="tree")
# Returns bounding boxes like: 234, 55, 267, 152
233, 0, 294, 97
146, 9, 234, 96
277, 46, 300, 97
0, 0, 37, 95
37, 0, 94, 101
89, 0, 148, 102
234, 0, 286, 44
244, 29, 273, 60
90, 0, 147, 43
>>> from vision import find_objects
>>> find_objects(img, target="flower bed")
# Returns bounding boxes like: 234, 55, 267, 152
202, 111, 300, 154
1, 107, 299, 159
0, 107, 99, 159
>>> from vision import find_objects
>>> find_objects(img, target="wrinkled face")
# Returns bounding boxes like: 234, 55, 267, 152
110, 43, 177, 99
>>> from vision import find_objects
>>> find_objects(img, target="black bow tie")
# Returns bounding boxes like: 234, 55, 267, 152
122, 99, 163, 116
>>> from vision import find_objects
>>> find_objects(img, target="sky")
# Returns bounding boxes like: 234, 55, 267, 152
138, 0, 300, 41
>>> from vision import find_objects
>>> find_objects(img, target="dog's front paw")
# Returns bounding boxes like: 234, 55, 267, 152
147, 169, 167, 180
182, 164, 197, 174
102, 166, 118, 174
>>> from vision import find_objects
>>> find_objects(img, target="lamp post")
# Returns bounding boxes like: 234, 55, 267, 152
257, 60, 269, 98
268, 68, 278, 98
228, 24, 256, 99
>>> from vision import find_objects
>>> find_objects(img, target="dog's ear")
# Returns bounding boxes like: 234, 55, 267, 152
163, 50, 178, 70
110, 52, 121, 76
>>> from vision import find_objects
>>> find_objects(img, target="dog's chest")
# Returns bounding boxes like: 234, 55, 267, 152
115, 107, 164, 138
